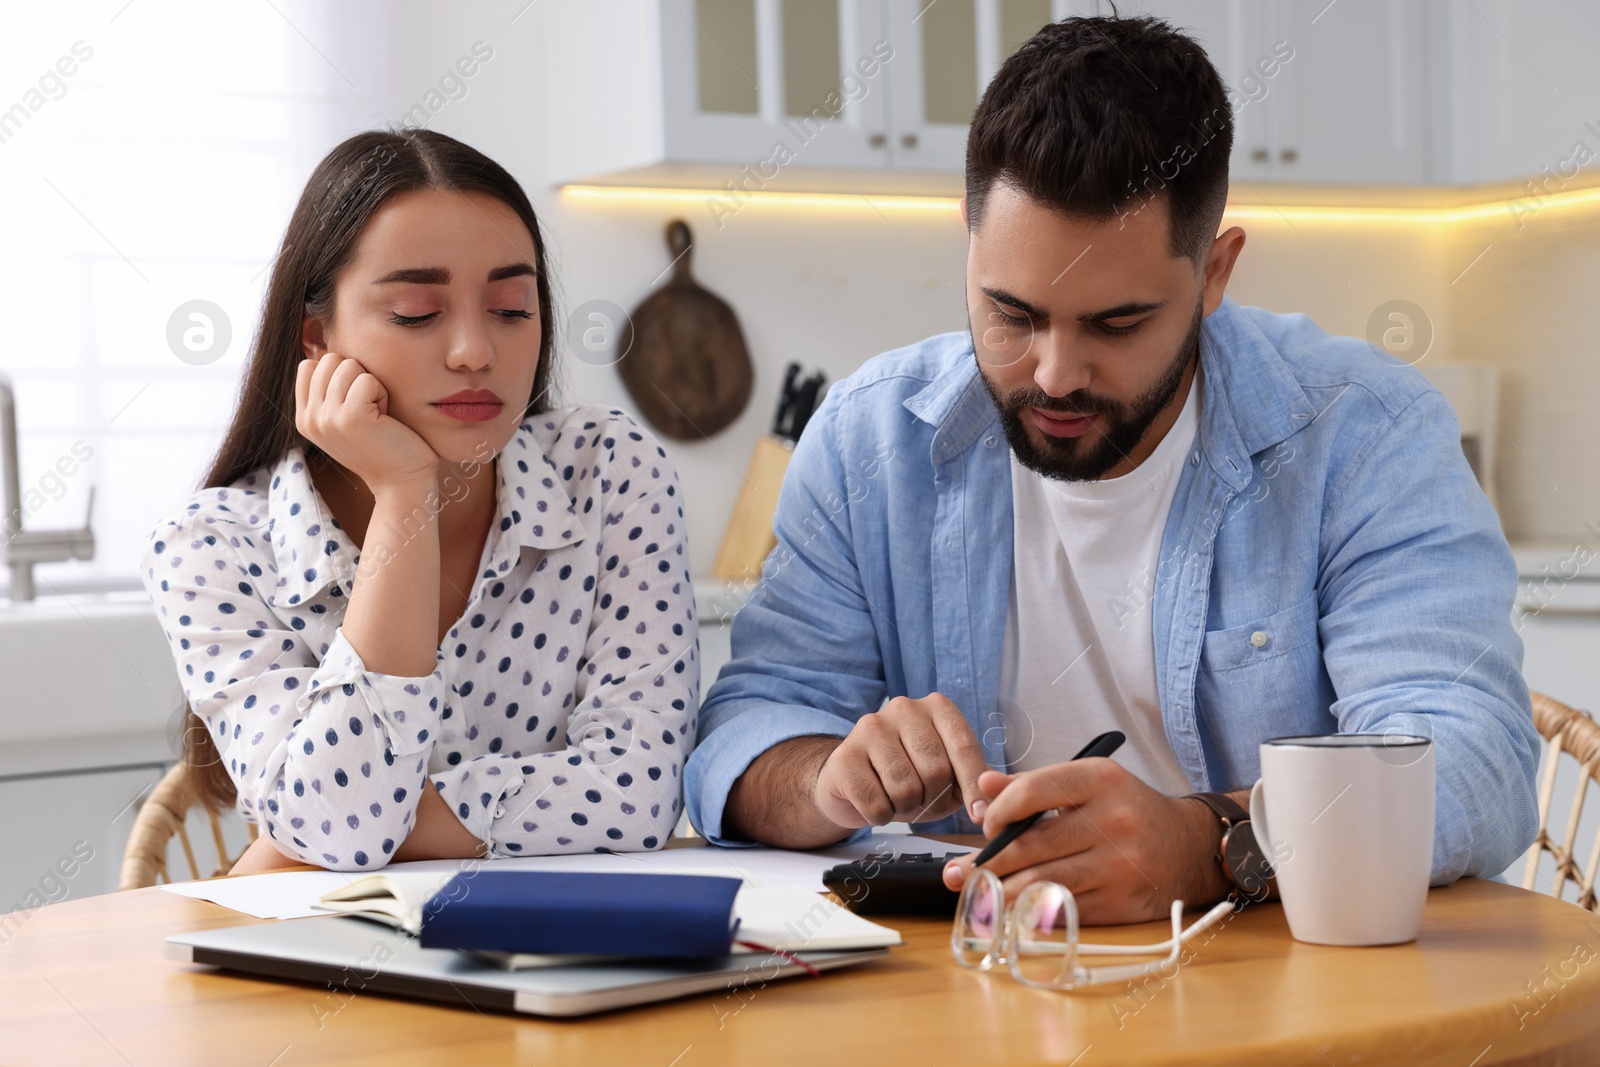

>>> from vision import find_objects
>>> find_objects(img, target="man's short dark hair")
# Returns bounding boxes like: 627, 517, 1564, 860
965, 14, 1232, 262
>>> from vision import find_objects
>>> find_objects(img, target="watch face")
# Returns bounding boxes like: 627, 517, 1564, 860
1222, 822, 1274, 898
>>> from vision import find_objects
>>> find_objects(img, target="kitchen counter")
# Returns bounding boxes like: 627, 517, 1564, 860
1510, 537, 1600, 581
692, 578, 752, 624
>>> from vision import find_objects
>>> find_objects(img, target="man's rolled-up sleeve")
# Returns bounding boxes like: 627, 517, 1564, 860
1317, 386, 1539, 884
685, 390, 891, 846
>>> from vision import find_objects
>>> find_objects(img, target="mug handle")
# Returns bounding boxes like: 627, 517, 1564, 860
1249, 778, 1274, 858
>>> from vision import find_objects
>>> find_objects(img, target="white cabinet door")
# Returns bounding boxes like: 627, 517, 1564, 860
0, 759, 266, 910
1431, 0, 1600, 186
0, 763, 167, 911
1506, 605, 1600, 889
660, 0, 893, 168
1118, 1, 1276, 184
1520, 610, 1600, 724
880, 0, 981, 171
1260, 0, 1432, 184
1108, 0, 1432, 185
881, 0, 1074, 172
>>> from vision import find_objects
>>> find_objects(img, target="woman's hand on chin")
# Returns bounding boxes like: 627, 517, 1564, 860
295, 351, 441, 494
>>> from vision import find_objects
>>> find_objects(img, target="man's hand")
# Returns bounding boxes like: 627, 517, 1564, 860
723, 693, 992, 850
939, 759, 1231, 925
813, 693, 991, 830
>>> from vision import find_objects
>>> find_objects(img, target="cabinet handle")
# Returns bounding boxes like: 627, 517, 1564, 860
901, 133, 918, 149
1251, 147, 1269, 163
1280, 147, 1299, 163
869, 132, 886, 147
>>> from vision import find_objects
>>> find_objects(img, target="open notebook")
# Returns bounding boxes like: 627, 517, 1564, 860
312, 869, 901, 968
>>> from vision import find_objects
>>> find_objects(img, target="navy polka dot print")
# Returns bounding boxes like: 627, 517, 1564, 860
139, 407, 699, 872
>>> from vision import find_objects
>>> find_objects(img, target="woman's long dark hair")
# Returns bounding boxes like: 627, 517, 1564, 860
182, 128, 560, 810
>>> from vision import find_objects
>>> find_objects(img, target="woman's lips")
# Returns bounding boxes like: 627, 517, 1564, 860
1030, 407, 1096, 438
432, 401, 504, 423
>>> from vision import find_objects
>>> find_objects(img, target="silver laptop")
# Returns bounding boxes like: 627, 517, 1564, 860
166, 916, 889, 1017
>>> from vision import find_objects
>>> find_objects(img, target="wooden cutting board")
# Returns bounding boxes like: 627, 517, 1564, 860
617, 219, 753, 440
711, 435, 795, 582
711, 362, 827, 582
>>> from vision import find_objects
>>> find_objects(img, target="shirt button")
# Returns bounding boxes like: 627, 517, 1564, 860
984, 436, 997, 448
1250, 631, 1269, 648
1191, 451, 1199, 465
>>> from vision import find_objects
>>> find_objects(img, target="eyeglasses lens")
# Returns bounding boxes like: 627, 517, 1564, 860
1012, 881, 1075, 987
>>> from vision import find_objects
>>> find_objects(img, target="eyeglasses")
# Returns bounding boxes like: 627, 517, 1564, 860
949, 866, 1237, 990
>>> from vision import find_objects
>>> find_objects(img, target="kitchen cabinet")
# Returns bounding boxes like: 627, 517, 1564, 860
0, 753, 258, 908
1263, 0, 1431, 184
547, 0, 1436, 187
1432, 0, 1600, 187
1088, 0, 1600, 187
544, 0, 1074, 185
878, 0, 1078, 172
0, 763, 168, 910
1124, 0, 1431, 185
549, 0, 1600, 191
1114, 1, 1270, 183
1503, 574, 1600, 889
657, 0, 893, 169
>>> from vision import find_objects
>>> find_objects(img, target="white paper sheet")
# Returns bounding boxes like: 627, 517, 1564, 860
733, 885, 904, 950
159, 833, 974, 921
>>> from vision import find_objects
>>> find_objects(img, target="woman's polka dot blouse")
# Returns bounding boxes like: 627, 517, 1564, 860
139, 406, 700, 871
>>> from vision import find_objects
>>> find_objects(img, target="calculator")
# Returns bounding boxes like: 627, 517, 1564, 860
821, 851, 968, 916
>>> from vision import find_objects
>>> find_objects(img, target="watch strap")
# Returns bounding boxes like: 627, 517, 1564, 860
1186, 792, 1274, 900
1185, 791, 1249, 827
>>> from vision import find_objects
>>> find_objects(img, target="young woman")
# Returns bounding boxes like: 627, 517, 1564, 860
140, 130, 699, 874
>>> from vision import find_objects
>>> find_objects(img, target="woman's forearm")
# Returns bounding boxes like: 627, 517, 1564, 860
340, 477, 442, 678
392, 778, 489, 861
229, 781, 484, 872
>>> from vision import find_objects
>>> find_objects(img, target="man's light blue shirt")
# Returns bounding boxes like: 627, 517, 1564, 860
685, 296, 1538, 884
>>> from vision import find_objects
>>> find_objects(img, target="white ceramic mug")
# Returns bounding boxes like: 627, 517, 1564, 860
1249, 733, 1435, 946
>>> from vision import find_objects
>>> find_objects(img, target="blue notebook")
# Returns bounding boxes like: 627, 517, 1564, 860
418, 871, 743, 958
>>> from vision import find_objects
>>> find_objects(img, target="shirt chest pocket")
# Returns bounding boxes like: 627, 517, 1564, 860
1199, 593, 1320, 674
1194, 592, 1332, 788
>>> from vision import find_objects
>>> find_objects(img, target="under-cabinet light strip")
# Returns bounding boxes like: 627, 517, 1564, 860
561, 181, 1600, 225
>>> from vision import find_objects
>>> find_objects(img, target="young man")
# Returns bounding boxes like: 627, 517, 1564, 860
683, 15, 1537, 924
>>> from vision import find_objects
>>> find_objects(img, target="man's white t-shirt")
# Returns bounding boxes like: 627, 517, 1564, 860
996, 376, 1201, 796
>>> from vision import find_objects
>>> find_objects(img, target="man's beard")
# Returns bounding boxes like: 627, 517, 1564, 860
976, 299, 1203, 482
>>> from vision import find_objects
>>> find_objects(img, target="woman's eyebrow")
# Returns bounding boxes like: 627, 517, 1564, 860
372, 266, 448, 285
372, 263, 535, 285
487, 262, 536, 282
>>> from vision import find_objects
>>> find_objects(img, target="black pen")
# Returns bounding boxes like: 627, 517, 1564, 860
969, 730, 1126, 867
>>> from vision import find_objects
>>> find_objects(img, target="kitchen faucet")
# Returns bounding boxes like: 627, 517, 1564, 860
0, 373, 95, 601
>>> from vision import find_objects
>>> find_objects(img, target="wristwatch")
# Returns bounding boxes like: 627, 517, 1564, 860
1185, 791, 1274, 899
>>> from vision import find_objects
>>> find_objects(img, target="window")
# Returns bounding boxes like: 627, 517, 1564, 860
0, 1, 386, 595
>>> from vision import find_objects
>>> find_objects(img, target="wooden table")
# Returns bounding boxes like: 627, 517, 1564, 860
5, 844, 1600, 1067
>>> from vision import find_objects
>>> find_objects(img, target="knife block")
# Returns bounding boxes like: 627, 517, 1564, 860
711, 435, 795, 582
